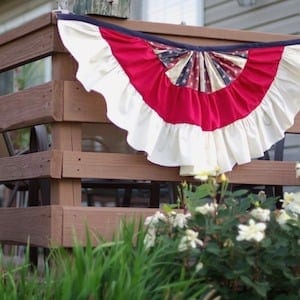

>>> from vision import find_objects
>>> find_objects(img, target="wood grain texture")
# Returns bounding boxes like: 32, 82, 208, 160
0, 150, 62, 181
0, 205, 171, 247
0, 81, 63, 132
0, 26, 56, 72
61, 206, 164, 247
61, 151, 300, 186
63, 81, 109, 123
0, 206, 63, 247
0, 13, 52, 46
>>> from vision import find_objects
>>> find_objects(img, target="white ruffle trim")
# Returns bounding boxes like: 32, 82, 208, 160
58, 20, 300, 175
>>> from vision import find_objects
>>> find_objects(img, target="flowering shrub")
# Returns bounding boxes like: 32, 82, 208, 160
144, 174, 300, 299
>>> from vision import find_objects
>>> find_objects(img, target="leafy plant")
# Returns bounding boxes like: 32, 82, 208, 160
0, 221, 209, 299
144, 173, 300, 299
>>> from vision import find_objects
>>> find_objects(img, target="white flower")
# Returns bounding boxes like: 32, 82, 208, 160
296, 161, 300, 178
143, 226, 156, 249
280, 192, 295, 208
178, 229, 204, 252
236, 219, 266, 242
195, 261, 204, 272
285, 196, 300, 215
250, 207, 271, 222
194, 167, 220, 181
276, 210, 298, 225
194, 172, 209, 181
144, 211, 167, 226
170, 212, 191, 229
195, 203, 217, 215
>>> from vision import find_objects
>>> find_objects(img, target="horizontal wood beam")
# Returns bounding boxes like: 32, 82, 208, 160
91, 15, 298, 45
226, 160, 299, 186
0, 205, 63, 247
0, 150, 62, 181
62, 151, 300, 186
0, 13, 53, 46
61, 206, 160, 247
63, 81, 109, 123
0, 24, 64, 72
0, 205, 160, 247
0, 81, 63, 132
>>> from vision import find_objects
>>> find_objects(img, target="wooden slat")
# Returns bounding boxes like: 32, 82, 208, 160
62, 151, 182, 181
51, 52, 83, 207
91, 14, 297, 44
0, 150, 62, 181
61, 206, 161, 247
0, 13, 53, 46
0, 81, 63, 132
226, 160, 299, 186
0, 205, 63, 247
61, 151, 299, 186
0, 25, 60, 72
63, 81, 109, 123
0, 205, 163, 247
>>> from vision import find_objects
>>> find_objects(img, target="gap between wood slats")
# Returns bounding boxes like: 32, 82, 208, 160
62, 151, 300, 186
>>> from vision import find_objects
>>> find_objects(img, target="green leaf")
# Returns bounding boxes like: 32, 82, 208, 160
240, 276, 269, 298
231, 189, 249, 198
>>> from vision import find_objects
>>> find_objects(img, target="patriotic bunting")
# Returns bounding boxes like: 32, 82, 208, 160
57, 13, 300, 176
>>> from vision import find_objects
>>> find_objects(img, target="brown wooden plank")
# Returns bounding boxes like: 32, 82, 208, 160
62, 151, 182, 181
0, 150, 62, 181
61, 151, 299, 185
61, 206, 164, 247
90, 15, 298, 44
226, 160, 299, 186
0, 13, 52, 46
50, 54, 82, 206
0, 205, 167, 247
63, 81, 109, 123
0, 81, 63, 132
0, 205, 63, 247
0, 26, 57, 72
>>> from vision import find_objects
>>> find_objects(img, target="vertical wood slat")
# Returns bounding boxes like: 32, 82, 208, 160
50, 53, 82, 206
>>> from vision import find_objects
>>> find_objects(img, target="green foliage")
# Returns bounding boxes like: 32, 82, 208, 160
0, 221, 209, 299
145, 177, 300, 299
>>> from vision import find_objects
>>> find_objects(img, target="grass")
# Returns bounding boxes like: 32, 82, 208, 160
0, 221, 209, 300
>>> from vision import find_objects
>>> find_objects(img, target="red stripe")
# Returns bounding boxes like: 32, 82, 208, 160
100, 27, 284, 131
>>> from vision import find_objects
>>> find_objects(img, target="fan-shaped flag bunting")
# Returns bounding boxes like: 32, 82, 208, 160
57, 13, 300, 176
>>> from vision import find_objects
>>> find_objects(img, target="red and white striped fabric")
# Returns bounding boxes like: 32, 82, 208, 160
57, 14, 300, 176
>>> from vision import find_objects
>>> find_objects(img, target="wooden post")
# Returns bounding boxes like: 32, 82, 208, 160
51, 53, 82, 206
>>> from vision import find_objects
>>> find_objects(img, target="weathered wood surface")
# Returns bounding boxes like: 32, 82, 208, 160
0, 205, 161, 247
61, 151, 299, 186
0, 81, 63, 132
0, 206, 63, 247
0, 150, 62, 181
